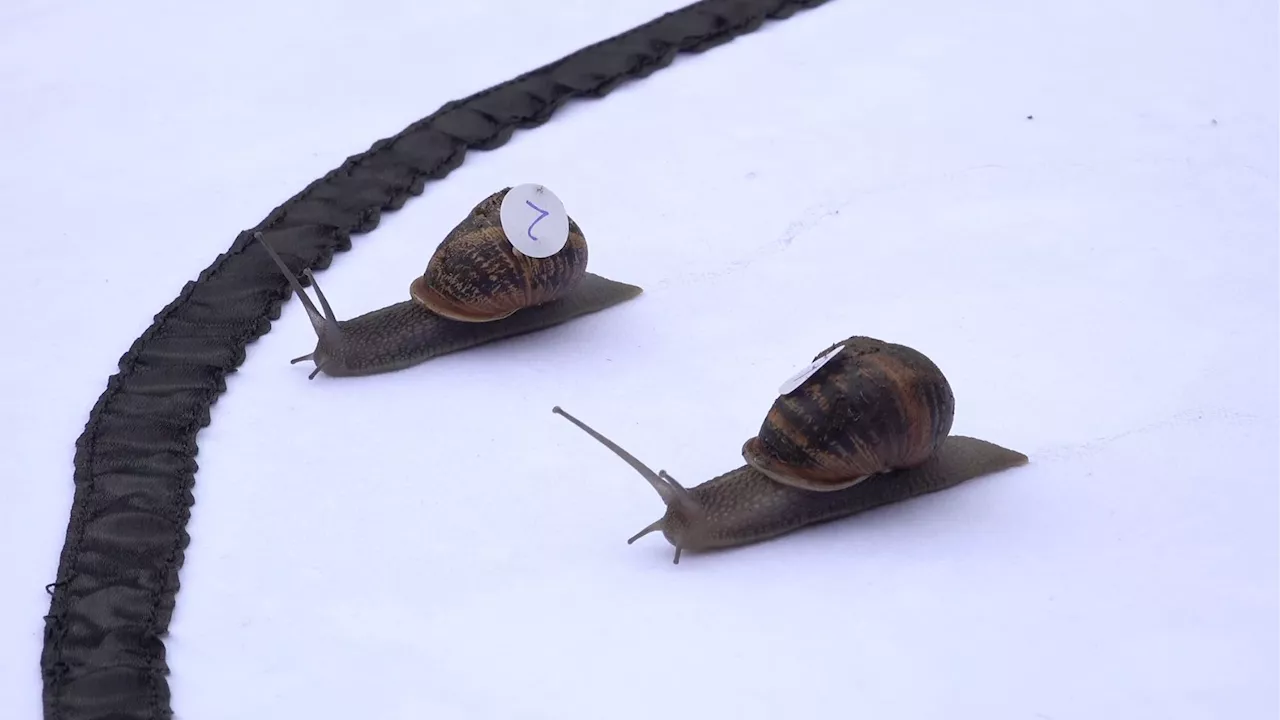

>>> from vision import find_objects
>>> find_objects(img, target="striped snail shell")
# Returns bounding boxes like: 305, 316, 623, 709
741, 336, 956, 491
409, 187, 590, 323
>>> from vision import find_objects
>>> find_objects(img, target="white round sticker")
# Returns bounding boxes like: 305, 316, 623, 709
499, 183, 570, 258
778, 344, 845, 395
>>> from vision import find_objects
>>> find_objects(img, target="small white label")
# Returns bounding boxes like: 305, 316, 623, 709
778, 344, 845, 395
499, 184, 570, 258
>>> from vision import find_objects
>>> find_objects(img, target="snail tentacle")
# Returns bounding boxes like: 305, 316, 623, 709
551, 406, 699, 514
256, 233, 343, 344
626, 519, 664, 545
552, 406, 708, 563
257, 233, 347, 380
301, 267, 340, 326
657, 470, 683, 488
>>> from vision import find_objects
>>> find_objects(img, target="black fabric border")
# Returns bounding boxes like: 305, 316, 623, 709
39, 0, 833, 718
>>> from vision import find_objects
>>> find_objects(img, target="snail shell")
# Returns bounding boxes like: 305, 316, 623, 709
742, 337, 955, 491
409, 188, 590, 323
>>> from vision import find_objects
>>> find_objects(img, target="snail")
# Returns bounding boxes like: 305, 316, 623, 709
552, 336, 1028, 563
256, 187, 642, 378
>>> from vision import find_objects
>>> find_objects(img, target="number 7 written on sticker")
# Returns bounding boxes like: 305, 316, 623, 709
525, 200, 550, 241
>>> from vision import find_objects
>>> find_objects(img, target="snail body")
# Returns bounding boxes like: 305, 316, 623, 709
257, 187, 641, 378
553, 336, 1027, 563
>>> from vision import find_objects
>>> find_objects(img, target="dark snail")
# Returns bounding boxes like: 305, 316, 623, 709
553, 336, 1028, 563
257, 187, 642, 378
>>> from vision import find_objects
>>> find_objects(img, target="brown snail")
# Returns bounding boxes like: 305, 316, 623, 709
553, 336, 1028, 563
257, 186, 641, 378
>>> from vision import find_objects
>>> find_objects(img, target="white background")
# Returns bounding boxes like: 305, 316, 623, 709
2, 0, 1276, 718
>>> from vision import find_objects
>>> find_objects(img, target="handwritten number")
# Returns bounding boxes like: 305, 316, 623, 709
525, 200, 550, 241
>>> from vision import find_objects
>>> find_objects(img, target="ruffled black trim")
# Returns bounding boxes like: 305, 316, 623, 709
38, 0, 832, 717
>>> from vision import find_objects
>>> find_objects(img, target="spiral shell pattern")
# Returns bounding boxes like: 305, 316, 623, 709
742, 336, 956, 492
410, 188, 589, 323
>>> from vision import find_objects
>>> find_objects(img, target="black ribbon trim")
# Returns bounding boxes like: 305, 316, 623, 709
39, 0, 832, 717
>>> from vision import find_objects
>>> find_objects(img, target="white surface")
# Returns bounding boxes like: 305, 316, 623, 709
1, 1, 1276, 719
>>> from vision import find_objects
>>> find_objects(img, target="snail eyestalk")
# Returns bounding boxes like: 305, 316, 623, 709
658, 470, 685, 491
551, 406, 698, 514
255, 232, 345, 379
552, 406, 701, 564
301, 268, 340, 326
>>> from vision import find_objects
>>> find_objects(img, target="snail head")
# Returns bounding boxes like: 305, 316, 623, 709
552, 406, 708, 564
256, 232, 346, 379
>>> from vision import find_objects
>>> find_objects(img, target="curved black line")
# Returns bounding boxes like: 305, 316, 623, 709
39, 0, 832, 717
